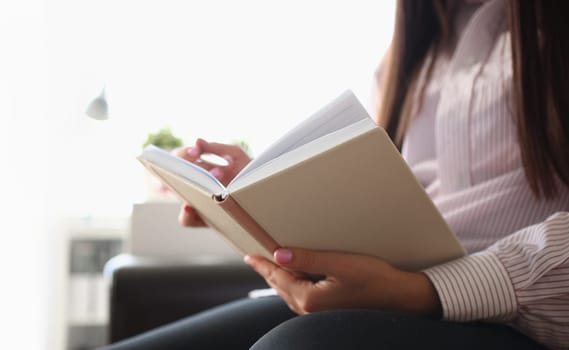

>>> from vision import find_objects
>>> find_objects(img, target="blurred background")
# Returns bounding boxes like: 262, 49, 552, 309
0, 0, 394, 348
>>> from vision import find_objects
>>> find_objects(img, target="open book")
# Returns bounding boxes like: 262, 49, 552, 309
138, 90, 465, 271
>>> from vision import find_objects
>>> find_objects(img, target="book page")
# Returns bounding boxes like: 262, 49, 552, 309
139, 145, 225, 195
232, 90, 371, 183
228, 118, 376, 192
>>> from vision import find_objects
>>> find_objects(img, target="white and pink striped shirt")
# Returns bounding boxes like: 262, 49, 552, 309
392, 0, 569, 348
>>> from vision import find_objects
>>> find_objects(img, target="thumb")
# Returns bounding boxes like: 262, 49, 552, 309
274, 248, 340, 275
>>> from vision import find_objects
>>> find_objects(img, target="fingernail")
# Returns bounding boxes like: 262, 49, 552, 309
243, 255, 252, 265
184, 205, 192, 213
274, 248, 293, 265
223, 155, 233, 166
210, 168, 223, 179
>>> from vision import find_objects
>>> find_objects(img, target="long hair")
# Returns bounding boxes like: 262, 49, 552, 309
376, 0, 569, 199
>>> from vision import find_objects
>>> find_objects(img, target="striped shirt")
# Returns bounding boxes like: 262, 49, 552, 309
391, 1, 569, 348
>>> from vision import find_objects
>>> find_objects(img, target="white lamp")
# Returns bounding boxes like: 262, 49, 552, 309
85, 87, 109, 120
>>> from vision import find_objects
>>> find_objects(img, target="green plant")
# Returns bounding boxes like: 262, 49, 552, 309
232, 139, 252, 156
142, 128, 184, 150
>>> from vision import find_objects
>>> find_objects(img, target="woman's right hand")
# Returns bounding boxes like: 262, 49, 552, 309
173, 138, 251, 227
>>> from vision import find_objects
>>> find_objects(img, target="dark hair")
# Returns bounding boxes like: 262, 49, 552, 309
375, 0, 569, 199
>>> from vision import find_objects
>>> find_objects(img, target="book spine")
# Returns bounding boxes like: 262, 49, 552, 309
216, 195, 280, 254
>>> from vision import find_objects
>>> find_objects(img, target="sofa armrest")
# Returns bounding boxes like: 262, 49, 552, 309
108, 258, 267, 342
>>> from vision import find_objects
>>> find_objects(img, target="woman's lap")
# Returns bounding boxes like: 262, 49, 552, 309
252, 308, 545, 350
101, 296, 295, 350
102, 296, 544, 350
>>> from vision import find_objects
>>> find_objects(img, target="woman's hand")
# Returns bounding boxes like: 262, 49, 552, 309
173, 138, 251, 227
244, 248, 442, 317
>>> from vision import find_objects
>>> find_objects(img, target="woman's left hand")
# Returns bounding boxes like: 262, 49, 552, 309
244, 248, 442, 317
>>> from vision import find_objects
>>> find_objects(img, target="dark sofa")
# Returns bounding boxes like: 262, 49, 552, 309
107, 258, 268, 343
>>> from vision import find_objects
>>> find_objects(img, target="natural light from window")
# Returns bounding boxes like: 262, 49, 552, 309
47, 0, 395, 219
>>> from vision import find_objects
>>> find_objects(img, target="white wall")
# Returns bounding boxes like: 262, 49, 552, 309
47, 0, 395, 218
0, 1, 49, 349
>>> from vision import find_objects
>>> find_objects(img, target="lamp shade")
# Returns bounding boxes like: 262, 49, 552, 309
85, 88, 109, 120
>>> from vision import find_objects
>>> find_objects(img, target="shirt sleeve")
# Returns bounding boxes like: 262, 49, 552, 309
423, 212, 569, 350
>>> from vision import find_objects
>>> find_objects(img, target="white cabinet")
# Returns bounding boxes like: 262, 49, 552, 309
64, 218, 127, 350
129, 202, 240, 260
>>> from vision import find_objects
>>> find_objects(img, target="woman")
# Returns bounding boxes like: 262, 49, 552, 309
105, 0, 569, 349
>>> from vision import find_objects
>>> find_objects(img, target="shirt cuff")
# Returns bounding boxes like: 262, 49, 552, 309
423, 250, 518, 322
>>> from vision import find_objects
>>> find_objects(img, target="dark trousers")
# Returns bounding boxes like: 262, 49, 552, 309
101, 296, 544, 350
